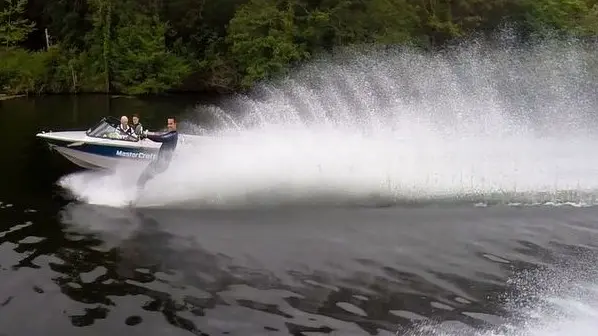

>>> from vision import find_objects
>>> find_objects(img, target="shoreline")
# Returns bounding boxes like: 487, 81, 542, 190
0, 90, 228, 101
0, 94, 26, 101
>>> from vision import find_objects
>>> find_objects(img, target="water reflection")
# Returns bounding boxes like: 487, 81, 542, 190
52, 202, 524, 335
3, 200, 598, 335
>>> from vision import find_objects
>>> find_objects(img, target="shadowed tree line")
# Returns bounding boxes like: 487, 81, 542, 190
0, 0, 597, 95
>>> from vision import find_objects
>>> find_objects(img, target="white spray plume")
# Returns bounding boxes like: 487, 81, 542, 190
59, 35, 598, 209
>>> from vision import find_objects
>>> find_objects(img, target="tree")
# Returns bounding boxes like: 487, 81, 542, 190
0, 0, 36, 47
110, 14, 191, 94
85, 0, 113, 93
226, 0, 308, 88
519, 0, 598, 37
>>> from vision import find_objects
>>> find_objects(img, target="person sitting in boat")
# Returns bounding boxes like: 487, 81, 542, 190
117, 116, 134, 135
104, 116, 135, 140
131, 113, 144, 136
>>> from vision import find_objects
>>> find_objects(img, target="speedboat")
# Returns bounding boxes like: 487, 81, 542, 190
36, 116, 165, 170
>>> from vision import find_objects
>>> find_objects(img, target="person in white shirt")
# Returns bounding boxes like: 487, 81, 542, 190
117, 116, 134, 137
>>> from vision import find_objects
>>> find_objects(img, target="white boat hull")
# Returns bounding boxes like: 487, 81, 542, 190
50, 145, 151, 170
36, 117, 210, 170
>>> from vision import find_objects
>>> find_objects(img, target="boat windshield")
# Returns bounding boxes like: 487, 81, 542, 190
86, 117, 139, 142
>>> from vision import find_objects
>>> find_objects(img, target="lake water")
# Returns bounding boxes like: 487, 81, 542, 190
1, 41, 598, 336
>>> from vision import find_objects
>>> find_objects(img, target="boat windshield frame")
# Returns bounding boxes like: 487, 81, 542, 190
85, 117, 140, 142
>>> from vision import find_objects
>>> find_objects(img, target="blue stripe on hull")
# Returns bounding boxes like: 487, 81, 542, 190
46, 138, 158, 161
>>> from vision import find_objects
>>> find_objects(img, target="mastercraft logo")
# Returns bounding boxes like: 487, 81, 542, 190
115, 150, 156, 160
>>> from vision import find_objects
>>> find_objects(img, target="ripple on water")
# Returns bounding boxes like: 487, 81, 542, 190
353, 294, 368, 301
431, 301, 456, 311
124, 315, 143, 326
481, 253, 511, 264
390, 310, 429, 321
80, 266, 107, 284
17, 236, 46, 244
3, 191, 598, 335
336, 301, 368, 317
461, 311, 506, 325
0, 221, 33, 239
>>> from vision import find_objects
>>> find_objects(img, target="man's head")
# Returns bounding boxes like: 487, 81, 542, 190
132, 114, 140, 125
120, 116, 129, 127
167, 117, 177, 131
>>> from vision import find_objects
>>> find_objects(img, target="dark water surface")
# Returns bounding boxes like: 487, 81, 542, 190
1, 95, 598, 336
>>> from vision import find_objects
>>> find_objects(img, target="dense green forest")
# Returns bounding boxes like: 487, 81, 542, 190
0, 0, 597, 95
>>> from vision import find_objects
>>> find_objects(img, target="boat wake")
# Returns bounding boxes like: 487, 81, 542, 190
409, 251, 598, 336
58, 34, 598, 209
56, 196, 598, 336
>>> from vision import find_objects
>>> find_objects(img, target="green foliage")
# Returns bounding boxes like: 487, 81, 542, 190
42, 0, 91, 49
327, 0, 420, 45
0, 0, 597, 95
520, 0, 598, 36
226, 0, 308, 88
111, 14, 191, 94
0, 0, 35, 47
0, 47, 46, 93
0, 45, 73, 94
86, 0, 113, 93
